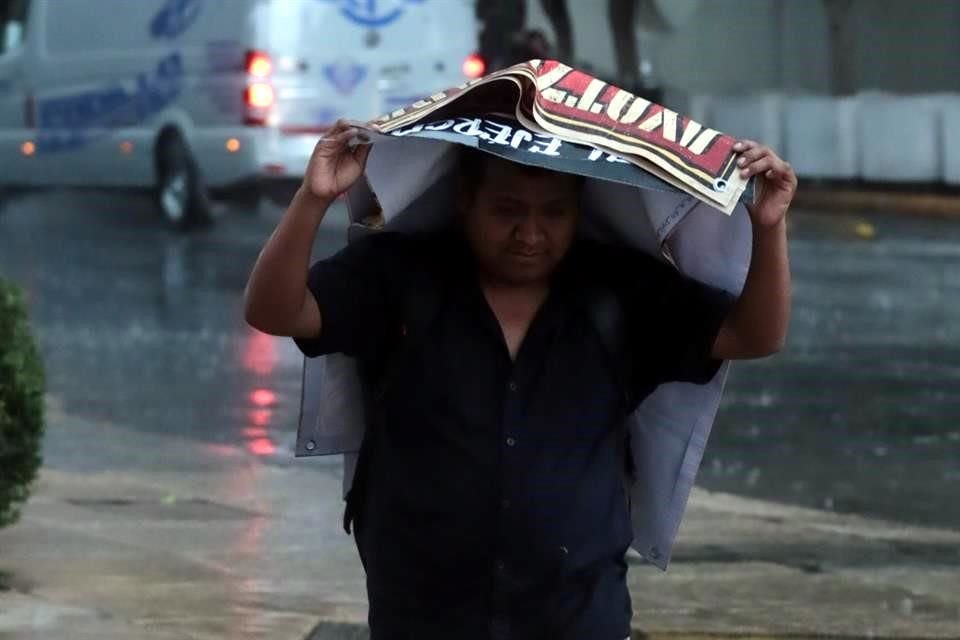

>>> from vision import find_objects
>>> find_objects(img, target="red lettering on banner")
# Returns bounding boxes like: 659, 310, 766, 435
534, 60, 733, 174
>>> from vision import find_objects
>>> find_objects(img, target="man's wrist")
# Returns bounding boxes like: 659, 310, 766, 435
295, 185, 335, 214
752, 213, 787, 237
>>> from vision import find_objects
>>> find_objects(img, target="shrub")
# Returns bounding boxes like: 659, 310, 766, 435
0, 277, 45, 529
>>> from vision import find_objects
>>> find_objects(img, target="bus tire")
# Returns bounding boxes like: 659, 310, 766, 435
155, 132, 213, 231
0, 188, 20, 214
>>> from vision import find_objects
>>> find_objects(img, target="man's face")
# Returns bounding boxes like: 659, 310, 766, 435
462, 159, 581, 286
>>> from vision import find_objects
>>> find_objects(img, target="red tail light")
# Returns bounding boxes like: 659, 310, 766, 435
246, 83, 275, 109
244, 50, 274, 126
462, 53, 486, 79
246, 50, 273, 77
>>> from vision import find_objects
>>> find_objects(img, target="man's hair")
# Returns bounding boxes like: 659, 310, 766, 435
456, 145, 585, 197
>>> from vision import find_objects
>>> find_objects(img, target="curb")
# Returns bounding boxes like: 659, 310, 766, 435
304, 621, 370, 640
302, 620, 911, 640
793, 184, 960, 218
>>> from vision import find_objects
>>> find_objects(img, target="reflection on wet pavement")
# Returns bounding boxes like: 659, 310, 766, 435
1, 191, 958, 530
702, 211, 960, 529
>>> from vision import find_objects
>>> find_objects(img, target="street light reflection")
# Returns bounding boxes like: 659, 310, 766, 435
247, 437, 276, 457
250, 388, 276, 407
243, 328, 278, 376
243, 426, 269, 439
245, 397, 276, 456
240, 327, 280, 457
249, 408, 271, 427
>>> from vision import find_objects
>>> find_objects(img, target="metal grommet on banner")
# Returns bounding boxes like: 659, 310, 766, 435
712, 177, 728, 193
305, 440, 316, 451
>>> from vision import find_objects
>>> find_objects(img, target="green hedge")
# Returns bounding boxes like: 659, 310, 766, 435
0, 277, 45, 529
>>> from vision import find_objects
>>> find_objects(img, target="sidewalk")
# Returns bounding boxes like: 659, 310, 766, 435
2, 403, 959, 639
793, 182, 960, 218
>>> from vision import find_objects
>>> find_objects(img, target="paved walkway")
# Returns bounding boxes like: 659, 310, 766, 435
793, 184, 960, 218
1, 402, 959, 639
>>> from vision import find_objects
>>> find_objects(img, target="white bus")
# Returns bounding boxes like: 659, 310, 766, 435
0, 0, 482, 229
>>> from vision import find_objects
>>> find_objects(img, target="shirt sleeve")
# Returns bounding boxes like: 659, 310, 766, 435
292, 232, 404, 361
606, 245, 735, 389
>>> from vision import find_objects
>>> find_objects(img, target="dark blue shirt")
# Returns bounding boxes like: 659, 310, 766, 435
295, 230, 731, 640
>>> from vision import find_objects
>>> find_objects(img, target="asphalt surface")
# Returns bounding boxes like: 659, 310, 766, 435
1, 188, 958, 530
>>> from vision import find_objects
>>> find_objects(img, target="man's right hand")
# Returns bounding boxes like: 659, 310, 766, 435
244, 118, 371, 338
303, 119, 373, 202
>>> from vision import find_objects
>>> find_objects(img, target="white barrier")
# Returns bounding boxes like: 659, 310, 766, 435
941, 96, 960, 185
857, 93, 941, 182
783, 95, 859, 179
706, 93, 784, 153
680, 90, 960, 184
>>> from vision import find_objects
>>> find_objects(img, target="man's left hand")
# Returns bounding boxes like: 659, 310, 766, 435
734, 140, 797, 228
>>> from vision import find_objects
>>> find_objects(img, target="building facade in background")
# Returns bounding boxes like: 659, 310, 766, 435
525, 0, 960, 96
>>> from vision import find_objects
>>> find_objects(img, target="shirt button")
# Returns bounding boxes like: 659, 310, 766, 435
505, 437, 516, 447
496, 559, 506, 572
508, 381, 518, 392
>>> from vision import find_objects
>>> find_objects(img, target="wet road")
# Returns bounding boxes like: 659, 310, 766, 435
0, 191, 342, 470
1, 190, 958, 529
707, 211, 960, 528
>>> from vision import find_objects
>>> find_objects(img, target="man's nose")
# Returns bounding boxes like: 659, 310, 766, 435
515, 214, 545, 245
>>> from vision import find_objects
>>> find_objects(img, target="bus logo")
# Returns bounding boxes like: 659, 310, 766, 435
317, 0, 427, 28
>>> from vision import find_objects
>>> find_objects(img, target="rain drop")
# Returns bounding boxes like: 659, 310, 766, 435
898, 597, 913, 616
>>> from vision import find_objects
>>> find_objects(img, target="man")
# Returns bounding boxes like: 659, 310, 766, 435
476, 0, 529, 70
477, 0, 651, 98
244, 119, 794, 639
539, 0, 654, 98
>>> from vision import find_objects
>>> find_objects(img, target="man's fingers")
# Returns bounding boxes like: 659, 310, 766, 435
317, 120, 355, 146
326, 118, 351, 135
317, 129, 356, 153
326, 125, 368, 145
736, 145, 771, 167
733, 139, 759, 153
324, 126, 355, 142
739, 156, 770, 177
740, 156, 781, 178
742, 157, 794, 182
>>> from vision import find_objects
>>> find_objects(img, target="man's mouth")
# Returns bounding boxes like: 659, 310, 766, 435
509, 249, 543, 258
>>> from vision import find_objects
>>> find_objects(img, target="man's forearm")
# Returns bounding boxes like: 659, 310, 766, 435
727, 217, 791, 355
243, 187, 332, 331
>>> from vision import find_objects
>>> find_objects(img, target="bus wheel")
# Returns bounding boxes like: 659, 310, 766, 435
156, 133, 213, 230
0, 188, 20, 214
